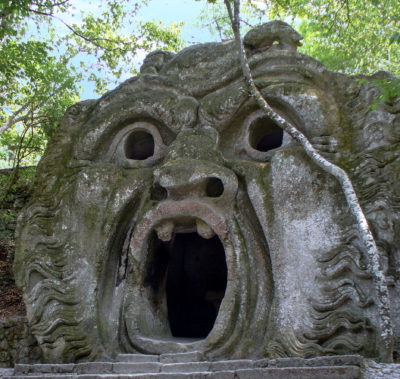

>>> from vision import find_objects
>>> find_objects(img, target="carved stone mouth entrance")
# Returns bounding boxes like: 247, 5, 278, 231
146, 224, 227, 340
119, 202, 233, 354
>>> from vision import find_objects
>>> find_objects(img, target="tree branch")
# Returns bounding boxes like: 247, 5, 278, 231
0, 101, 30, 138
30, 9, 136, 52
226, 0, 394, 362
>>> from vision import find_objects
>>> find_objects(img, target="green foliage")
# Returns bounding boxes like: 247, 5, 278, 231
0, 166, 35, 200
0, 0, 184, 171
263, 0, 400, 77
0, 37, 79, 167
60, 0, 184, 92
376, 79, 400, 105
358, 77, 400, 110
0, 167, 35, 244
0, 0, 69, 40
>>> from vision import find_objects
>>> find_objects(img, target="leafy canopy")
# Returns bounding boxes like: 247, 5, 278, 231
265, 0, 400, 76
0, 0, 184, 175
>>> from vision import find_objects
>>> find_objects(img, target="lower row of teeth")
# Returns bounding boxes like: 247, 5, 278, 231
155, 219, 215, 242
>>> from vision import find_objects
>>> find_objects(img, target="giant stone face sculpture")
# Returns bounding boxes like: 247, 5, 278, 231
14, 22, 400, 363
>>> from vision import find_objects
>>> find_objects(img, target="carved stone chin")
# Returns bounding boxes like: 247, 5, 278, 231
14, 21, 400, 362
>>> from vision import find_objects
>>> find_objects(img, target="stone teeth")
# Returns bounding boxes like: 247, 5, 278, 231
155, 221, 174, 242
196, 219, 215, 239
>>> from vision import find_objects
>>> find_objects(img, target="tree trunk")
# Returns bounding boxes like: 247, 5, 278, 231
224, 0, 393, 362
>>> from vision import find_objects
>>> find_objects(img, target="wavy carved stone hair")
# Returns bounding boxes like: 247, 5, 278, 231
14, 22, 400, 362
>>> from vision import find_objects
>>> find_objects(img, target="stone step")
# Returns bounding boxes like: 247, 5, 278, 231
115, 351, 206, 364
4, 366, 361, 378
160, 351, 206, 363
0, 368, 14, 378
5, 354, 364, 378
116, 354, 160, 363
10, 360, 252, 376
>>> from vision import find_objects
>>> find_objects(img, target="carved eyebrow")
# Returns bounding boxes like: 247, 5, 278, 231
74, 92, 198, 161
199, 81, 249, 133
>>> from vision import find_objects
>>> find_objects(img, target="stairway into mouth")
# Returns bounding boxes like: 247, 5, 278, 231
2, 352, 363, 378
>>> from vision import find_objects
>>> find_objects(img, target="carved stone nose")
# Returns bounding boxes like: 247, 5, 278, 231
152, 129, 238, 205
152, 160, 238, 205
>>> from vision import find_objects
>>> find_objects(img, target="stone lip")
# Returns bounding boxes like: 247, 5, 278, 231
130, 200, 230, 250
124, 336, 206, 356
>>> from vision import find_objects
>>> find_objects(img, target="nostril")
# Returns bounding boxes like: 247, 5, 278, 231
150, 183, 168, 201
205, 177, 224, 198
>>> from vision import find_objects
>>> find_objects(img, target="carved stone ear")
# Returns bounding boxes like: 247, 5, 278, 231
243, 20, 303, 51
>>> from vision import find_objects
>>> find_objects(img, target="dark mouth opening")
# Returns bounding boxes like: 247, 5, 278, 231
145, 225, 227, 339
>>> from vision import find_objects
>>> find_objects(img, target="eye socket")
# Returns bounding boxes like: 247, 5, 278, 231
125, 130, 155, 160
249, 117, 283, 152
108, 122, 167, 168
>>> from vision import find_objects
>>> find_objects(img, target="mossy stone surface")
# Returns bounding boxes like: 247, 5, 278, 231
14, 22, 400, 362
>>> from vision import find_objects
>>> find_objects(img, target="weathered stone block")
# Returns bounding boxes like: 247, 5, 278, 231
208, 372, 236, 379
235, 366, 361, 379
112, 362, 161, 374
210, 360, 255, 371
160, 351, 205, 363
116, 354, 160, 362
161, 362, 211, 373
75, 362, 113, 374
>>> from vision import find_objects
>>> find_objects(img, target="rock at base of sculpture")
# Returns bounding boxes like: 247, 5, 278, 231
14, 21, 400, 363
0, 317, 41, 368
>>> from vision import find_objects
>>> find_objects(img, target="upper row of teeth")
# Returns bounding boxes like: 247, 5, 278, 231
155, 219, 215, 242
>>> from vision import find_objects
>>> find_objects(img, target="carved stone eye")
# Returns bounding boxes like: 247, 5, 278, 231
240, 110, 291, 161
125, 130, 155, 160
107, 122, 166, 168
249, 117, 283, 152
